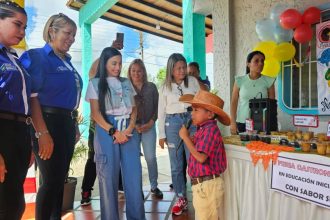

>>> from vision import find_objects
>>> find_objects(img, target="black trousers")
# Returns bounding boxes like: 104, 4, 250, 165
81, 124, 96, 192
0, 118, 31, 220
81, 122, 122, 193
34, 113, 76, 220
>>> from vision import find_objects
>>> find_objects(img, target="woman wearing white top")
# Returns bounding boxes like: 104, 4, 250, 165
158, 53, 200, 216
85, 47, 145, 220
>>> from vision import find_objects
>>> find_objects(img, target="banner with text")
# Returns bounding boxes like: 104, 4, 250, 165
271, 156, 330, 209
317, 20, 330, 115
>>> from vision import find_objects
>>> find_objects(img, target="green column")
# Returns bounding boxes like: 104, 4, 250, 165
182, 0, 206, 79
80, 23, 92, 120
78, 0, 118, 135
79, 0, 118, 25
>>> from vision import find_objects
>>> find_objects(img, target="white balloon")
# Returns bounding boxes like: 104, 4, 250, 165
256, 18, 276, 42
274, 24, 294, 43
270, 3, 291, 21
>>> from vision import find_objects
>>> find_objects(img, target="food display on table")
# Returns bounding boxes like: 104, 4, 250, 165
316, 142, 327, 155
231, 130, 330, 157
301, 141, 311, 152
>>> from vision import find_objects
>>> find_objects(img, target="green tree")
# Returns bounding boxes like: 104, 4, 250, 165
155, 67, 166, 88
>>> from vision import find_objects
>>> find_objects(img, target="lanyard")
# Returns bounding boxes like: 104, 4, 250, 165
6, 51, 29, 115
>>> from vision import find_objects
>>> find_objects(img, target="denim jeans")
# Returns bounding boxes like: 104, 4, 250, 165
139, 125, 158, 190
165, 112, 194, 197
94, 115, 145, 220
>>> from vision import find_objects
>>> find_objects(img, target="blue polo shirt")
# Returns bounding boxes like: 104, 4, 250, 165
0, 44, 34, 115
20, 44, 83, 111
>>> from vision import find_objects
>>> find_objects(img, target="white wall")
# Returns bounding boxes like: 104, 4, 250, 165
211, 0, 330, 135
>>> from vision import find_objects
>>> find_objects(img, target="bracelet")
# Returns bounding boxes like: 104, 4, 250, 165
35, 130, 49, 139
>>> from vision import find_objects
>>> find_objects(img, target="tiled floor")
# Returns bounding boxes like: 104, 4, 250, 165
22, 149, 195, 219
62, 182, 195, 220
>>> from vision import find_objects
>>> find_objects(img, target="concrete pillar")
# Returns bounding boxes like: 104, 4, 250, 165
212, 0, 234, 135
78, 0, 118, 118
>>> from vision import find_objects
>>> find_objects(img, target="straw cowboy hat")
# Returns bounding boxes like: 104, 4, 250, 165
179, 90, 231, 126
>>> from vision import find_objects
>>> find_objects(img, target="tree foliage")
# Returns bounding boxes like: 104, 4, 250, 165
155, 67, 166, 88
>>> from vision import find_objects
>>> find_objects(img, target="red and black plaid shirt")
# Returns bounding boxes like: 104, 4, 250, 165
188, 120, 227, 178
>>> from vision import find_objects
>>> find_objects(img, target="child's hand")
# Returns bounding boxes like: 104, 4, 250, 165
0, 154, 7, 183
179, 125, 190, 139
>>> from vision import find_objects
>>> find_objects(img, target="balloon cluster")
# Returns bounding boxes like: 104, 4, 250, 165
254, 4, 321, 77
280, 7, 321, 43
254, 41, 295, 77
256, 4, 294, 43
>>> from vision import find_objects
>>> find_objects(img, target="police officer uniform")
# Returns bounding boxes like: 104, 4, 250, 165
20, 43, 83, 219
0, 44, 34, 220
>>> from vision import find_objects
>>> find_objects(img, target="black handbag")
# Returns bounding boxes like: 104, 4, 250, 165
249, 93, 278, 134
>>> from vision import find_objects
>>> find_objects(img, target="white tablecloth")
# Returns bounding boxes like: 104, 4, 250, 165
223, 144, 330, 220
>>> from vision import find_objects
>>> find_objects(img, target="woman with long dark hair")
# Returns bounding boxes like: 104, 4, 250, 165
85, 47, 145, 220
230, 51, 275, 134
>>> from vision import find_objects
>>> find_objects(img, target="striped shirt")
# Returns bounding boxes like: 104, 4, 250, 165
188, 120, 227, 178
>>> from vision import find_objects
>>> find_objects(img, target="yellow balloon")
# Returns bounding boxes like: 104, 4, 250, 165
273, 42, 296, 62
13, 0, 26, 50
253, 41, 277, 58
14, 0, 24, 7
262, 57, 280, 78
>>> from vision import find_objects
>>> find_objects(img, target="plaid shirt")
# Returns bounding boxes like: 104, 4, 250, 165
188, 120, 227, 178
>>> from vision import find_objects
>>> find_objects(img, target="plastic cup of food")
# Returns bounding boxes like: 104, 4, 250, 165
316, 142, 327, 155
301, 142, 311, 152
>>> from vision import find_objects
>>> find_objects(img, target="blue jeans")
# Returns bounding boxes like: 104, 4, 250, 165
94, 115, 145, 220
139, 125, 158, 190
165, 112, 194, 197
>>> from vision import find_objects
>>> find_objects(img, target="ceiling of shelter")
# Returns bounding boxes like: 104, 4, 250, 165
66, 0, 213, 43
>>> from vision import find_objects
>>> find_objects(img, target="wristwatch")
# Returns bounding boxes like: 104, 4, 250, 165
108, 127, 117, 136
35, 130, 49, 139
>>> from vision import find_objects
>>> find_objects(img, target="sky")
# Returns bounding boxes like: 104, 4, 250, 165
24, 0, 213, 84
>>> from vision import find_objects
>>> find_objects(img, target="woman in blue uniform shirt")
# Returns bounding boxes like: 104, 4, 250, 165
0, 2, 53, 219
20, 13, 82, 220
85, 47, 145, 220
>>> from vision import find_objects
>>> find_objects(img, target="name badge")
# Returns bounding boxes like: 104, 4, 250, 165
56, 66, 69, 72
1, 63, 18, 72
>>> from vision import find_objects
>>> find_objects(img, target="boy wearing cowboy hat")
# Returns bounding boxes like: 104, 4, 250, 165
179, 90, 230, 220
